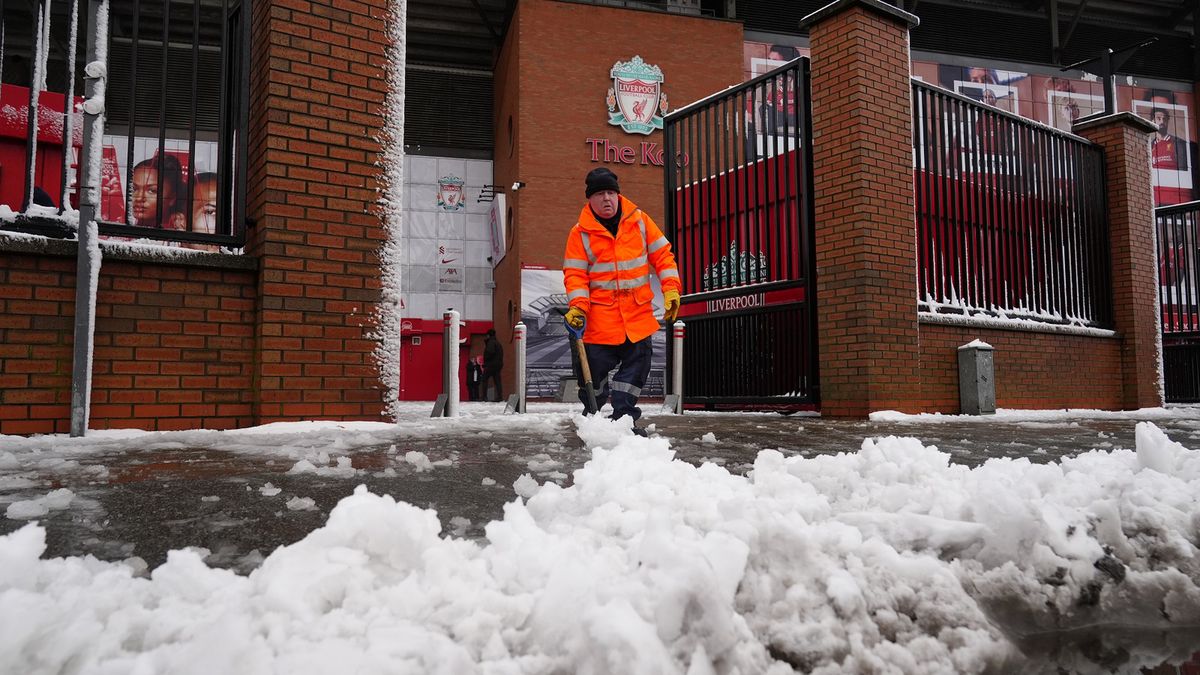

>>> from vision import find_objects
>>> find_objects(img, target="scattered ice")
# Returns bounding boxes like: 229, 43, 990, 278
513, 473, 539, 498
5, 488, 74, 520
259, 483, 282, 497
285, 497, 317, 511
404, 451, 433, 472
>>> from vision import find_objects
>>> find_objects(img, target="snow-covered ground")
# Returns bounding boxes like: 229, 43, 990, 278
1, 405, 1199, 673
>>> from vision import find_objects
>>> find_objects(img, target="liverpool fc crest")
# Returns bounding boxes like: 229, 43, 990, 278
606, 56, 667, 135
437, 175, 465, 211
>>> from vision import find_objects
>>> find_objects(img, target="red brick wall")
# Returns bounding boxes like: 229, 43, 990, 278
808, 3, 921, 417
246, 0, 389, 421
0, 247, 256, 435
918, 323, 1123, 412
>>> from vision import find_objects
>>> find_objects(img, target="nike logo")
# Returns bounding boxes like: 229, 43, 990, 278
441, 258, 458, 264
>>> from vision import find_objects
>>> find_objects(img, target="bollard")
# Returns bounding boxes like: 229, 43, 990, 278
506, 322, 527, 413
957, 340, 995, 415
663, 320, 685, 414
444, 310, 461, 417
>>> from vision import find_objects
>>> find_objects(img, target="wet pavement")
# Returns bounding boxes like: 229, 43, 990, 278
4, 405, 1200, 570
2, 404, 1200, 673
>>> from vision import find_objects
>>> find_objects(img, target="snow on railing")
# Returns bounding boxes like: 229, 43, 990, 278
913, 79, 1112, 330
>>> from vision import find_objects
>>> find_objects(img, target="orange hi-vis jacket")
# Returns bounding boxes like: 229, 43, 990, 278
563, 196, 681, 345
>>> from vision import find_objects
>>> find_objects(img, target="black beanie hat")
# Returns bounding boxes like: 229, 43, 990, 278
585, 168, 620, 197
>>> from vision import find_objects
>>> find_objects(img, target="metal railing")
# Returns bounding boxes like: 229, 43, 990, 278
664, 58, 812, 296
1157, 200, 1200, 403
1157, 200, 1200, 335
0, 0, 249, 248
663, 58, 817, 406
912, 79, 1112, 329
681, 304, 815, 404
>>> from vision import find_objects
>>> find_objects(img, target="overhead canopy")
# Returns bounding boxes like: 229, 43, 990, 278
406, 0, 514, 70
406, 0, 1197, 82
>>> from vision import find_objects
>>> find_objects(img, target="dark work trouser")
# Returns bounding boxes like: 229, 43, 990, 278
483, 368, 502, 402
576, 337, 652, 420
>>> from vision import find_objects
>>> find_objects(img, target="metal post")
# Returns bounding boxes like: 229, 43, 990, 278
663, 320, 685, 414
69, 0, 108, 437
444, 310, 460, 417
507, 322, 526, 413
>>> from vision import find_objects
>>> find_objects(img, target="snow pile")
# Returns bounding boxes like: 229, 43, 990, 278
1, 421, 1198, 673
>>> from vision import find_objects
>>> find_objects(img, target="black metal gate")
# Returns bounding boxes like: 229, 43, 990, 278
663, 58, 817, 408
1158, 200, 1200, 403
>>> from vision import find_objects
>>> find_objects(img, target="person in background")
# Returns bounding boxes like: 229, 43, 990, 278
1150, 106, 1190, 172
763, 44, 800, 133
190, 172, 219, 235
31, 186, 56, 208
467, 355, 483, 401
562, 168, 681, 432
130, 154, 186, 230
967, 67, 998, 85
1048, 77, 1082, 133
186, 172, 220, 251
482, 329, 503, 402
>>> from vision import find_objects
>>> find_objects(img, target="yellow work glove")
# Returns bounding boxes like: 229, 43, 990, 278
663, 289, 680, 324
565, 306, 587, 330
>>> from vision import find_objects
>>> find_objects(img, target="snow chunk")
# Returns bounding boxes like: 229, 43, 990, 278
259, 483, 282, 497
404, 451, 433, 472
513, 473, 539, 499
5, 488, 74, 520
285, 497, 317, 511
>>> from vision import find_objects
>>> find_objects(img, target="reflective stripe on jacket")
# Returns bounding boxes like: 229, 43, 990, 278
562, 195, 681, 345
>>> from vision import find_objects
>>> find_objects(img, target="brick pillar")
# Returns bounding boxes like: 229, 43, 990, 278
801, 0, 921, 417
1074, 113, 1164, 409
246, 0, 389, 422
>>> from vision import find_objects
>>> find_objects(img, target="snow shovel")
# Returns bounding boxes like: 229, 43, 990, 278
560, 310, 599, 415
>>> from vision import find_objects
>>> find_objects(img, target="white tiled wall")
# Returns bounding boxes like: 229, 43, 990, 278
402, 156, 494, 321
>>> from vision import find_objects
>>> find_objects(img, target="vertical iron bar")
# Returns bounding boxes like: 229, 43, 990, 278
789, 63, 800, 282
744, 79, 753, 289
0, 11, 6, 89
70, 0, 108, 437
689, 113, 699, 293
186, 0, 202, 235
736, 90, 746, 285
1188, 211, 1198, 331
721, 94, 731, 287
802, 58, 817, 403
914, 84, 927, 304
60, 0, 79, 213
125, 0, 140, 225
1046, 133, 1061, 319
1036, 127, 1052, 317
771, 72, 782, 286
23, 0, 47, 211
700, 103, 710, 289
955, 98, 968, 308
155, 0, 170, 229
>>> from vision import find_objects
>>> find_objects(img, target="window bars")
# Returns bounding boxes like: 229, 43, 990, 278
0, 0, 248, 248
